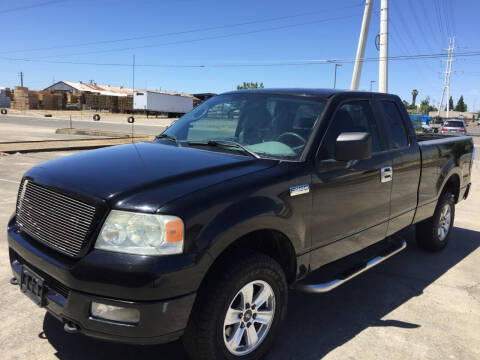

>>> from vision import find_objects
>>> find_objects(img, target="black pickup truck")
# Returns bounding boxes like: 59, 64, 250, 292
8, 89, 474, 360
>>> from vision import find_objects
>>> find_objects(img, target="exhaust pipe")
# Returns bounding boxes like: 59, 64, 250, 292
64, 321, 80, 334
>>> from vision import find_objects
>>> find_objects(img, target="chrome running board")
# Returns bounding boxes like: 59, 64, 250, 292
295, 240, 407, 294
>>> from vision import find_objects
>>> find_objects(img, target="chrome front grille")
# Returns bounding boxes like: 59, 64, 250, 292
16, 180, 96, 257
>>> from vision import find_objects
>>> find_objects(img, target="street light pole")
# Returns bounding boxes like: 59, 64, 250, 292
370, 80, 376, 92
333, 63, 342, 88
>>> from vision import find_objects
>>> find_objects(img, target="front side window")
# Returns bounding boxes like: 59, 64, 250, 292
381, 101, 409, 148
162, 93, 326, 160
320, 100, 381, 159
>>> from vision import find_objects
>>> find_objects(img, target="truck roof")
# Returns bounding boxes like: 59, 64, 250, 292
223, 88, 399, 99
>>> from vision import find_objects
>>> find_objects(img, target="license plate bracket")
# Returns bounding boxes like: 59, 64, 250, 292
20, 265, 46, 307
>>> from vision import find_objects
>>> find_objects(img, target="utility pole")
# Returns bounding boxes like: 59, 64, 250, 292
378, 0, 389, 93
18, 72, 24, 87
333, 63, 342, 88
132, 54, 136, 94
370, 80, 376, 92
437, 37, 455, 118
351, 0, 373, 90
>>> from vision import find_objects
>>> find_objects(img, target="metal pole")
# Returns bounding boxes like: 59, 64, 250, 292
333, 64, 342, 88
69, 114, 72, 129
446, 37, 455, 119
438, 37, 453, 118
379, 0, 389, 93
370, 80, 376, 92
351, 0, 373, 90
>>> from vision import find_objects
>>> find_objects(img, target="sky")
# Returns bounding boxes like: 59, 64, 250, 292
1, 0, 479, 111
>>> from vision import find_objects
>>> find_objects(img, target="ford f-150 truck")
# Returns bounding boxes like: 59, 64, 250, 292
8, 89, 474, 360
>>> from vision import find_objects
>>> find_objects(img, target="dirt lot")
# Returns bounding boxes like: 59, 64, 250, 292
0, 140, 479, 360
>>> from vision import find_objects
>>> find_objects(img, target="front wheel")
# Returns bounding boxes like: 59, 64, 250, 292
416, 191, 455, 251
182, 252, 288, 360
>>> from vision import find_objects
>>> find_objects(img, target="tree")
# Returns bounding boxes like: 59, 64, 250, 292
445, 96, 454, 111
454, 95, 467, 112
236, 82, 264, 90
411, 89, 419, 106
419, 97, 438, 114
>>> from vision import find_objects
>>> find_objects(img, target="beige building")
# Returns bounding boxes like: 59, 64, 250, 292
428, 110, 477, 120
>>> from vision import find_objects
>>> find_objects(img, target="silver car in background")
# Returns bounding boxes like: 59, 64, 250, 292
441, 119, 467, 135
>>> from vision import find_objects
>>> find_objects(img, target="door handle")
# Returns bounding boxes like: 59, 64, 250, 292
381, 166, 393, 183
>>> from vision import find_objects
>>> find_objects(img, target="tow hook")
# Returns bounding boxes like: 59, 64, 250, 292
64, 321, 80, 334
10, 277, 19, 285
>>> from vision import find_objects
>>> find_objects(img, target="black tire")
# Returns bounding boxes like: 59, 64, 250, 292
416, 191, 455, 252
93, 114, 100, 121
0, 109, 7, 114
182, 251, 288, 360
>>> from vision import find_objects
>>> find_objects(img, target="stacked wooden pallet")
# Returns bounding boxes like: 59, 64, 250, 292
66, 92, 79, 104
43, 93, 64, 110
99, 95, 118, 111
12, 86, 29, 110
118, 95, 133, 112
84, 94, 100, 109
28, 92, 39, 109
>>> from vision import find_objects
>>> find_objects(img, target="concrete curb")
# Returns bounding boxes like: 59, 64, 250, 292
0, 137, 154, 154
55, 128, 152, 138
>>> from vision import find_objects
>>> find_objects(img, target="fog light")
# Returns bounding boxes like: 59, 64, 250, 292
91, 302, 140, 324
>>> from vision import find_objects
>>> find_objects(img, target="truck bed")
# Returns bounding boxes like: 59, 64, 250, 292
414, 133, 474, 224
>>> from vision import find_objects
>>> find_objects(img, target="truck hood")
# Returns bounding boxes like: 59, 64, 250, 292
25, 142, 277, 212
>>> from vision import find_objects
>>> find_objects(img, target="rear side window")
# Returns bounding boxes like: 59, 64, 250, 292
320, 100, 381, 159
381, 101, 409, 148
444, 121, 464, 128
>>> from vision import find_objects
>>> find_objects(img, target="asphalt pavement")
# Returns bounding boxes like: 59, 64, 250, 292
0, 114, 168, 142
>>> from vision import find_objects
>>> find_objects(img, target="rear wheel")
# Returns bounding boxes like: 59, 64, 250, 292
416, 191, 455, 251
182, 252, 288, 360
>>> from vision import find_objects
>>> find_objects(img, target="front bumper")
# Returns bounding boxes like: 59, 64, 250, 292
7, 217, 199, 345
10, 255, 195, 344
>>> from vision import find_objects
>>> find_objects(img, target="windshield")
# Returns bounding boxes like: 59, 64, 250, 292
444, 121, 464, 128
161, 93, 326, 160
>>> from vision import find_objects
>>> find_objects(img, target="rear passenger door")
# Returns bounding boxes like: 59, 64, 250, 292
375, 98, 421, 236
310, 98, 393, 269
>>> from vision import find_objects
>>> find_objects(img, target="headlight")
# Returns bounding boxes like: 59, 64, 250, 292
95, 210, 184, 255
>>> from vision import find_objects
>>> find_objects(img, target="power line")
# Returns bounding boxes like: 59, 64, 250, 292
391, 0, 424, 55
1, 3, 363, 55
419, 0, 443, 48
407, 0, 435, 52
447, 0, 456, 36
0, 0, 69, 14
433, 0, 447, 40
4, 50, 480, 68
390, 19, 435, 88
19, 14, 362, 60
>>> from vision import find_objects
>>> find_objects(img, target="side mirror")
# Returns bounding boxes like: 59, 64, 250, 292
335, 132, 372, 161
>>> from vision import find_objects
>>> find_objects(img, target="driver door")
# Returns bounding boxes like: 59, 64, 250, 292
309, 99, 393, 269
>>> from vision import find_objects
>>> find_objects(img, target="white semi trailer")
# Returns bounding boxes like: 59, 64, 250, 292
134, 91, 193, 117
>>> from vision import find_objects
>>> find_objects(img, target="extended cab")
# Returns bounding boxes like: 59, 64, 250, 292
8, 89, 474, 360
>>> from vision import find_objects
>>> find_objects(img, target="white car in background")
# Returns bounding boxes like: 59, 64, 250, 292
441, 119, 468, 135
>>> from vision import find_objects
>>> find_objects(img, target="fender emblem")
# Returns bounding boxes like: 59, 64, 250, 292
290, 184, 310, 197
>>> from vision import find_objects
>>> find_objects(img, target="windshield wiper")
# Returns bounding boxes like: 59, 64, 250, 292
188, 139, 260, 159
155, 133, 180, 146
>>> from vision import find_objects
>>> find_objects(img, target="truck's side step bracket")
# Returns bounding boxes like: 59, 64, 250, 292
295, 239, 407, 294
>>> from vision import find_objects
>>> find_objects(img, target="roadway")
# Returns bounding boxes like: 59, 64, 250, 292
0, 114, 168, 142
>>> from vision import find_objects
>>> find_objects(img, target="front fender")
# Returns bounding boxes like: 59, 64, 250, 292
202, 195, 308, 261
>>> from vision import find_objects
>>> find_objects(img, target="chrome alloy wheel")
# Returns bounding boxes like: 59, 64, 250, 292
223, 280, 275, 356
438, 204, 452, 241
